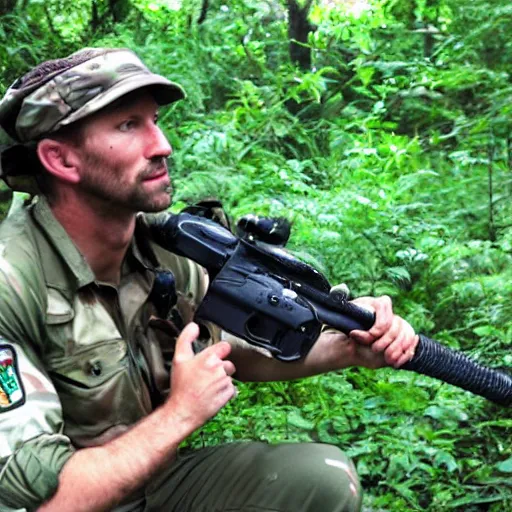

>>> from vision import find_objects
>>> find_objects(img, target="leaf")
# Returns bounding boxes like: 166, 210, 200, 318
385, 266, 411, 287
434, 451, 459, 472
424, 406, 468, 422
287, 410, 315, 430
472, 325, 496, 337
496, 457, 512, 473
357, 65, 375, 87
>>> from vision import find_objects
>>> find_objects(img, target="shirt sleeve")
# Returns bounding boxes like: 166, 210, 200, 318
0, 244, 74, 511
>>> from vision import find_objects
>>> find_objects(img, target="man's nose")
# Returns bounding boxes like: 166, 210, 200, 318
145, 124, 172, 159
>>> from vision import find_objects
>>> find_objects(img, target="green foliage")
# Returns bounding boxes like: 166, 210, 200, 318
1, 0, 511, 509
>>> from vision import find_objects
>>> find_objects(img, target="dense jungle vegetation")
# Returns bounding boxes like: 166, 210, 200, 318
1, 0, 511, 510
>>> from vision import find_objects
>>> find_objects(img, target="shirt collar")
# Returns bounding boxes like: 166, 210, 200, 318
31, 196, 156, 294
32, 195, 95, 292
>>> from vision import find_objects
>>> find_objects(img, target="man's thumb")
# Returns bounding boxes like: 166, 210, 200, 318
173, 322, 200, 361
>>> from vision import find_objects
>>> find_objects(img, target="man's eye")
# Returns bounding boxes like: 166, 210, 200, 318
119, 120, 136, 131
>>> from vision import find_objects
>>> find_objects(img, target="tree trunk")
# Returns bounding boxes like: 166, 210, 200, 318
287, 0, 315, 70
197, 0, 209, 24
424, 30, 434, 59
109, 0, 131, 22
91, 0, 100, 30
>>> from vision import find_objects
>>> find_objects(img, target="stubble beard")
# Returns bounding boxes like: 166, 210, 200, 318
80, 153, 172, 214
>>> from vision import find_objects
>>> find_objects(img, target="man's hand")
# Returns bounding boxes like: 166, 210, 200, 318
227, 296, 418, 381
38, 322, 236, 512
166, 323, 237, 433
349, 295, 419, 368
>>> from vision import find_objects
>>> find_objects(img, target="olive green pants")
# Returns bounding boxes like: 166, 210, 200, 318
116, 442, 361, 512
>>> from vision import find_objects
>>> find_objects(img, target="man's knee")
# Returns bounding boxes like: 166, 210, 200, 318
143, 442, 361, 512
257, 443, 362, 512
311, 444, 362, 511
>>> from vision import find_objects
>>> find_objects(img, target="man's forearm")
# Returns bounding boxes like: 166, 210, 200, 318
38, 405, 196, 512
229, 331, 365, 382
229, 298, 419, 382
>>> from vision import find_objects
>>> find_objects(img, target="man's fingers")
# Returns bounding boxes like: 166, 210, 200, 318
350, 297, 375, 315
211, 340, 232, 360
216, 382, 238, 405
392, 333, 419, 368
383, 329, 408, 365
347, 294, 419, 370
173, 322, 200, 362
168, 327, 237, 429
384, 330, 419, 368
394, 352, 414, 368
201, 341, 232, 366
368, 295, 393, 338
223, 360, 236, 377
350, 295, 393, 344
371, 316, 401, 352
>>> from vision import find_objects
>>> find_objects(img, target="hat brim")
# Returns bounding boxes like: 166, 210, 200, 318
58, 73, 186, 130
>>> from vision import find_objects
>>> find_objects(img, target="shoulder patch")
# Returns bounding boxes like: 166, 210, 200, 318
0, 344, 26, 412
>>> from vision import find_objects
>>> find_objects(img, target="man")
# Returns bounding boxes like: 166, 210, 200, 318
0, 48, 418, 512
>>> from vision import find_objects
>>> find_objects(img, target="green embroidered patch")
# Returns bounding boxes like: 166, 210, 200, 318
0, 345, 25, 411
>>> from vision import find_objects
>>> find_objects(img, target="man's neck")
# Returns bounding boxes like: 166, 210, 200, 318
50, 192, 136, 285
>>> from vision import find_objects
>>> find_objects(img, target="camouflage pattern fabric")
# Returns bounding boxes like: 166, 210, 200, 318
0, 48, 185, 143
0, 197, 210, 510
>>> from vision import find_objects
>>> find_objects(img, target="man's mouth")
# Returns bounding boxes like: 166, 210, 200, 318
141, 164, 169, 182
143, 171, 168, 182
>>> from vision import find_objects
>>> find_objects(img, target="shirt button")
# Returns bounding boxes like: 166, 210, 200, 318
89, 361, 102, 376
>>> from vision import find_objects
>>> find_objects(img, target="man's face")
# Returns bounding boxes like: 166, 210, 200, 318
74, 91, 173, 213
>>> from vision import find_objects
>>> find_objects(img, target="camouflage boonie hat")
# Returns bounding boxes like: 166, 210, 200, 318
0, 48, 185, 143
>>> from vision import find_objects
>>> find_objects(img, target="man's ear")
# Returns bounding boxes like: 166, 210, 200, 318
37, 138, 81, 184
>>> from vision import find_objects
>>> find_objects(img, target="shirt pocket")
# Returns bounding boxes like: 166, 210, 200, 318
48, 338, 128, 389
47, 339, 149, 442
44, 289, 151, 441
